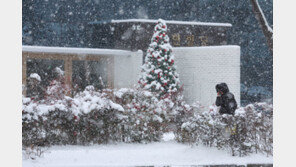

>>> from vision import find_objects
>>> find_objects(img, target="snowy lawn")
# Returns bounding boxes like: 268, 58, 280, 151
23, 133, 272, 167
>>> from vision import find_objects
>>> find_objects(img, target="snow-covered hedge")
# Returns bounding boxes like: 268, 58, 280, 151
175, 103, 273, 157
22, 86, 182, 146
23, 86, 273, 157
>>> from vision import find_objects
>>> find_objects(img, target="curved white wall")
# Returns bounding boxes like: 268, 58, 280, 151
173, 46, 240, 107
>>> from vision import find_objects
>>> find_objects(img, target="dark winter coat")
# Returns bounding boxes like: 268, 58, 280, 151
215, 83, 237, 115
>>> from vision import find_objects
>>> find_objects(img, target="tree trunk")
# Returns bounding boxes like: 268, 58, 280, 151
250, 0, 273, 54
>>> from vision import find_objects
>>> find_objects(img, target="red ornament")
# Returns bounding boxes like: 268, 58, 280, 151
170, 59, 174, 65
74, 115, 78, 120
164, 49, 167, 52
168, 67, 170, 69
162, 25, 166, 28
165, 59, 167, 61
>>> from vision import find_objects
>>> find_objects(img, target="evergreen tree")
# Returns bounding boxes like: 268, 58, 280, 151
138, 19, 180, 97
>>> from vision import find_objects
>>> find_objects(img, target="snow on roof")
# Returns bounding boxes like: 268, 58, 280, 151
173, 45, 240, 51
110, 19, 232, 27
22, 45, 133, 56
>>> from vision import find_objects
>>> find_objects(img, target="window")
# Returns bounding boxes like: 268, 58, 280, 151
72, 60, 108, 94
23, 51, 114, 98
26, 59, 64, 99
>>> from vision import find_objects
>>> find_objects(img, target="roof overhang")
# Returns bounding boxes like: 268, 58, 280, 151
89, 19, 232, 27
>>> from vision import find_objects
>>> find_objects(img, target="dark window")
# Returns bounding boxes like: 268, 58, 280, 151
72, 60, 108, 94
26, 59, 64, 99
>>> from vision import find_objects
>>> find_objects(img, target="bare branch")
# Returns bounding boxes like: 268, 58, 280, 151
250, 0, 273, 54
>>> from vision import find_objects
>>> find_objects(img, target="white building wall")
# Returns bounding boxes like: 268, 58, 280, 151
173, 46, 240, 107
114, 50, 143, 88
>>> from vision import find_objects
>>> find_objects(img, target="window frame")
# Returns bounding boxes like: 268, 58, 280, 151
22, 51, 114, 96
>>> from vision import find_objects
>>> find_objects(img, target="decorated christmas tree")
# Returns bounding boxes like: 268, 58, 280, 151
138, 19, 180, 97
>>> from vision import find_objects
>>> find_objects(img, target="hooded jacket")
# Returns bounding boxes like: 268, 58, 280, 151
215, 83, 237, 115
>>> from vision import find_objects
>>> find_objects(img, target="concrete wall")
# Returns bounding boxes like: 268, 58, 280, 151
114, 50, 143, 88
173, 46, 240, 107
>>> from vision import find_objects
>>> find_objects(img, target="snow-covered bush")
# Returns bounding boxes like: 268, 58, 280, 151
175, 103, 273, 157
22, 86, 125, 146
45, 67, 70, 100
22, 95, 74, 146
114, 88, 171, 143
71, 86, 125, 144
23, 86, 182, 146
23, 85, 272, 156
26, 73, 44, 100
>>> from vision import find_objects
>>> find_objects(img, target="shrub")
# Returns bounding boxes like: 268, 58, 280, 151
22, 86, 178, 146
22, 96, 74, 146
114, 88, 173, 143
23, 86, 273, 157
175, 103, 273, 156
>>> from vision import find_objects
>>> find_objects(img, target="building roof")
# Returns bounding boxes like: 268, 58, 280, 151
89, 19, 232, 27
22, 45, 135, 56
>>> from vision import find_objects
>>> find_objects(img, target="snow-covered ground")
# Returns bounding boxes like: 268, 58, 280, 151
23, 133, 272, 167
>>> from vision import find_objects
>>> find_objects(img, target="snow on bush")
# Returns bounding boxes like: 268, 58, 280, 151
45, 68, 70, 100
29, 73, 41, 81
23, 85, 272, 157
22, 86, 184, 146
72, 86, 124, 115
113, 88, 176, 143
175, 103, 273, 157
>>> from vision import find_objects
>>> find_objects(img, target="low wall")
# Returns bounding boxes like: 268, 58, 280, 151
173, 46, 240, 106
